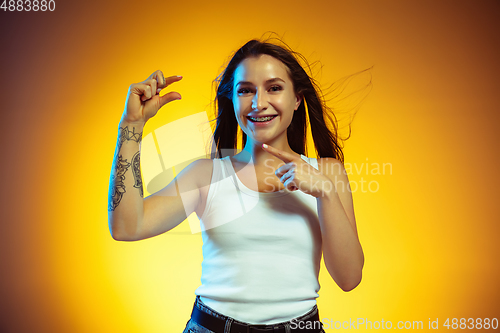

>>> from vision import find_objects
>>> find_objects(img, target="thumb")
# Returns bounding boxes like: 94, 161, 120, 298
159, 91, 182, 108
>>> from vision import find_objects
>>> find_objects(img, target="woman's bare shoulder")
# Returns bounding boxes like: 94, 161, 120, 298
317, 157, 345, 177
180, 158, 215, 187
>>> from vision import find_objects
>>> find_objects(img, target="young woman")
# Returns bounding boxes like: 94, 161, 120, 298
108, 39, 364, 333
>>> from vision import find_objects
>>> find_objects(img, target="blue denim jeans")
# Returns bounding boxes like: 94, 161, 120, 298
182, 296, 325, 333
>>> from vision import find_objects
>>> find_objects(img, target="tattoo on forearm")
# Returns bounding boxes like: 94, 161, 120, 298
108, 155, 131, 211
108, 125, 143, 212
131, 151, 143, 198
117, 125, 142, 150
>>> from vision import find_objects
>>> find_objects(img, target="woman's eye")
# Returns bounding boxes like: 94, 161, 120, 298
269, 85, 283, 92
237, 88, 250, 95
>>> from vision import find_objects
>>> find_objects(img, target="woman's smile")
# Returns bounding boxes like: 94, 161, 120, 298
246, 114, 278, 125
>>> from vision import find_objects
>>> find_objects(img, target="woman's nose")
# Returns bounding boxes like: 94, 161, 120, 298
252, 90, 268, 111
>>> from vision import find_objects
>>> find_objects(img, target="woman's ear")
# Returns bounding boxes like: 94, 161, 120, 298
294, 94, 303, 111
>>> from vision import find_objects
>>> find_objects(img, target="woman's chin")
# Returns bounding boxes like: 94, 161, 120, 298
244, 130, 284, 145
245, 136, 272, 146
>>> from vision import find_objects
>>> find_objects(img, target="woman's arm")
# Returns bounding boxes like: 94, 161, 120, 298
108, 120, 146, 240
317, 158, 364, 291
261, 144, 364, 291
108, 71, 204, 241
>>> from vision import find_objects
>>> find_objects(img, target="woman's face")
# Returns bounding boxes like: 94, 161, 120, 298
232, 54, 301, 146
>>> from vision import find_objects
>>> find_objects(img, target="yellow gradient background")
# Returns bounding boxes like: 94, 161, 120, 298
1, 0, 499, 332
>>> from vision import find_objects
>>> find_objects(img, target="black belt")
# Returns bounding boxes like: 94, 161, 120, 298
191, 304, 322, 333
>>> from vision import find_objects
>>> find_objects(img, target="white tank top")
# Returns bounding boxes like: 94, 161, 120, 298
194, 155, 322, 324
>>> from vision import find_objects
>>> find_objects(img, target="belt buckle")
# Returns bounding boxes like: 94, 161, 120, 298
246, 324, 275, 333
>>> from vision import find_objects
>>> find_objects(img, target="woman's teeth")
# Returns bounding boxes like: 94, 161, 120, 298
248, 116, 276, 122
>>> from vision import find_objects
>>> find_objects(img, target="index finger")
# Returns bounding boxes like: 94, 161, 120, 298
262, 144, 299, 163
160, 75, 183, 89
148, 70, 183, 89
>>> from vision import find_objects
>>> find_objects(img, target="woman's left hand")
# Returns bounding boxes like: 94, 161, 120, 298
262, 144, 334, 198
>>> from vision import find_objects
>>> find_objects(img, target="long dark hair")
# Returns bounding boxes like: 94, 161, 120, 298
212, 38, 345, 163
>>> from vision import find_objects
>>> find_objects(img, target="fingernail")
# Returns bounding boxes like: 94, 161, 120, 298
262, 144, 268, 148
157, 88, 162, 93
177, 75, 183, 78
177, 96, 182, 100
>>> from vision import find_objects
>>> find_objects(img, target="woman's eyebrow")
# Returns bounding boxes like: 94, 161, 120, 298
235, 78, 286, 87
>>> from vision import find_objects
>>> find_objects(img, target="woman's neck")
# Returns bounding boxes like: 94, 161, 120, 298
234, 137, 300, 168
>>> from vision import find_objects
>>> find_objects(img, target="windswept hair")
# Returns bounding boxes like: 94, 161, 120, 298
212, 38, 349, 163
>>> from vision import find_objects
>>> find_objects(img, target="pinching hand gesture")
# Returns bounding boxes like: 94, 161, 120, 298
123, 70, 182, 125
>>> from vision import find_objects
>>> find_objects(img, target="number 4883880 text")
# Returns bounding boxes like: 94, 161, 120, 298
1, 0, 56, 11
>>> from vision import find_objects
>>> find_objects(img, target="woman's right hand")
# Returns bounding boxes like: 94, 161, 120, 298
122, 70, 182, 125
